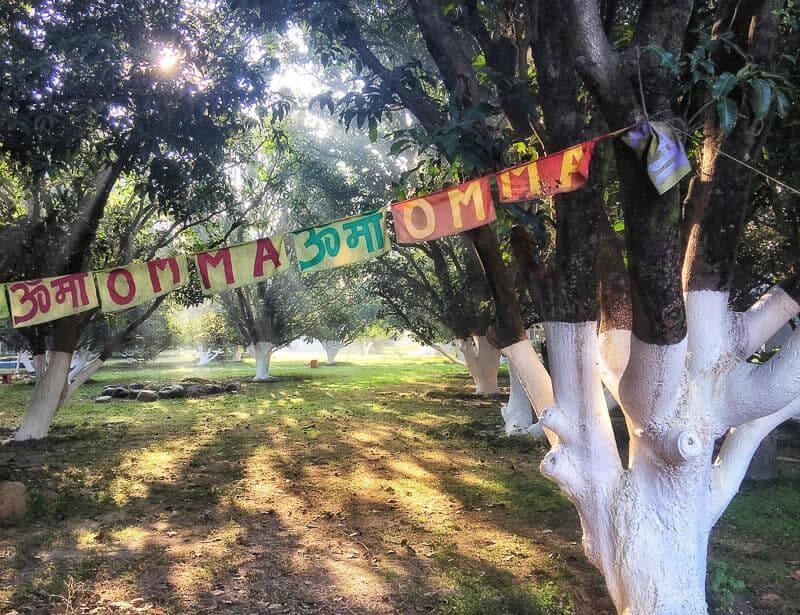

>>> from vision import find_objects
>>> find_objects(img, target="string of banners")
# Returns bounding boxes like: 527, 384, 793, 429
0, 125, 690, 329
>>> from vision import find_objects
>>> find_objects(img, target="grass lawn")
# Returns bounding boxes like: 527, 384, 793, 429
0, 355, 798, 614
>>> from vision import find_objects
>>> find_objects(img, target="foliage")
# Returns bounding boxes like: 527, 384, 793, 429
369, 235, 493, 343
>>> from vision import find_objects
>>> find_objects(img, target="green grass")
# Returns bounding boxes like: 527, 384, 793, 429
0, 355, 798, 614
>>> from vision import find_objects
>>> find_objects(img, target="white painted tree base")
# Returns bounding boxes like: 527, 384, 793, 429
500, 361, 544, 437
14, 351, 72, 441
253, 341, 275, 381
457, 335, 501, 395
499, 289, 800, 614
321, 340, 345, 365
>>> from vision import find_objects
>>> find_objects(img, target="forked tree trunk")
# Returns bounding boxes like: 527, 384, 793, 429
504, 290, 800, 615
231, 345, 244, 362
197, 346, 223, 366
14, 351, 72, 441
252, 341, 276, 381
456, 335, 501, 395
320, 340, 345, 365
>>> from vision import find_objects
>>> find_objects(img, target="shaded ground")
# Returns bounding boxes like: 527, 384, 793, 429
0, 357, 798, 614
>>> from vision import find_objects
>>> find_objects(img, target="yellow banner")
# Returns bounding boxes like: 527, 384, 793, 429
194, 235, 288, 294
0, 285, 9, 320
292, 210, 390, 273
95, 255, 189, 313
8, 273, 99, 328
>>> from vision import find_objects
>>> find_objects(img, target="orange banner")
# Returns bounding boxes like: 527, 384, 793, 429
495, 139, 597, 203
392, 176, 495, 243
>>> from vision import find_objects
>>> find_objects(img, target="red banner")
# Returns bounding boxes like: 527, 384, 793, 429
495, 140, 597, 203
392, 176, 495, 243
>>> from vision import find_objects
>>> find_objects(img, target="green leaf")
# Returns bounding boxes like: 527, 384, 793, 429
644, 44, 680, 77
612, 220, 625, 233
775, 88, 789, 118
749, 78, 772, 120
711, 72, 737, 99
717, 97, 738, 136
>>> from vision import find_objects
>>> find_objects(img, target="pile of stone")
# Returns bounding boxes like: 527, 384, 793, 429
95, 379, 240, 403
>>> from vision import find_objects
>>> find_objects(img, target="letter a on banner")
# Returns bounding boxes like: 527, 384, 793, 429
194, 235, 288, 294
496, 139, 597, 203
95, 255, 189, 312
392, 176, 495, 243
8, 273, 99, 328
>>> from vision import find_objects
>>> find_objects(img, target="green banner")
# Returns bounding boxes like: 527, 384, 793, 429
95, 255, 189, 313
292, 209, 390, 273
0, 284, 8, 320
194, 235, 288, 294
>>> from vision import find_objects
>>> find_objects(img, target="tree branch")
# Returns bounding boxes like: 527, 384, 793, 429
710, 397, 800, 524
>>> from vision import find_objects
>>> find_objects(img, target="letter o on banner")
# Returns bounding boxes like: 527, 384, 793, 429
107, 268, 136, 306
402, 199, 436, 240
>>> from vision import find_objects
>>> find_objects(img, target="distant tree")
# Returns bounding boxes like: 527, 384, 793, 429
303, 269, 379, 364
217, 275, 309, 380
370, 235, 501, 394
1, 0, 274, 440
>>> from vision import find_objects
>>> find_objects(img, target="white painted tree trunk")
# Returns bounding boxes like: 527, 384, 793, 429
456, 335, 501, 395
231, 345, 244, 362
320, 340, 345, 365
500, 289, 800, 614
500, 361, 544, 437
252, 341, 276, 381
17, 351, 37, 375
360, 340, 374, 356
14, 351, 72, 441
197, 346, 223, 366
66, 357, 105, 398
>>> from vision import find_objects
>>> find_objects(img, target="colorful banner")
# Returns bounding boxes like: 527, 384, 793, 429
392, 176, 495, 243
194, 235, 288, 294
293, 210, 390, 273
496, 139, 597, 203
0, 285, 8, 320
622, 122, 690, 195
8, 273, 99, 328
95, 255, 189, 313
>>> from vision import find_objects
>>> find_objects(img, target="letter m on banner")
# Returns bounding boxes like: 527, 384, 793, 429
194, 235, 288, 294
392, 176, 495, 243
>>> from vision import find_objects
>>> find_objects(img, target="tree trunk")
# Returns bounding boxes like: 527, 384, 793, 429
231, 345, 244, 362
457, 335, 501, 395
745, 430, 778, 481
501, 361, 544, 437
321, 340, 345, 365
14, 351, 72, 441
602, 464, 712, 615
197, 346, 223, 366
360, 340, 374, 356
17, 351, 36, 375
66, 357, 105, 398
253, 341, 276, 381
